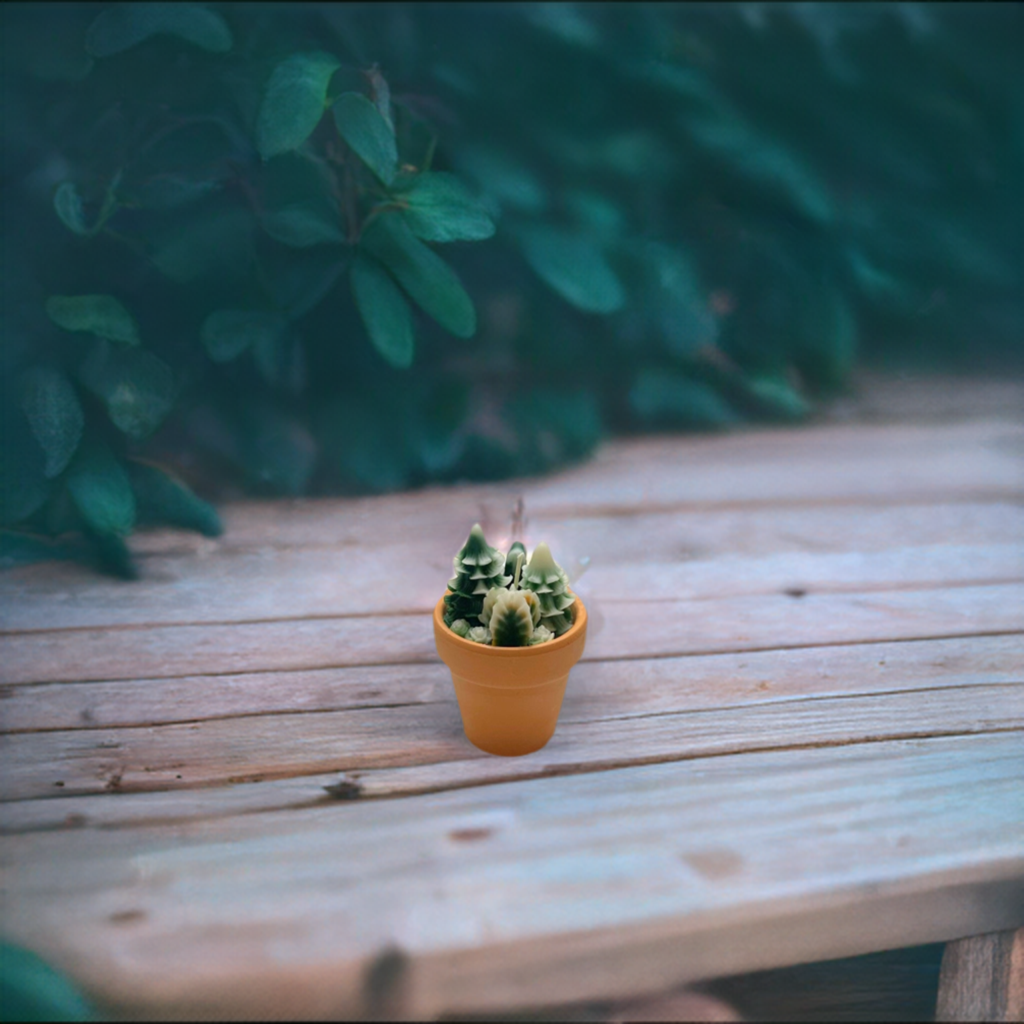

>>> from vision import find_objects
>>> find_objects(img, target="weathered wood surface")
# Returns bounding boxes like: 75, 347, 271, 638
935, 927, 1024, 1022
1, 405, 1023, 1019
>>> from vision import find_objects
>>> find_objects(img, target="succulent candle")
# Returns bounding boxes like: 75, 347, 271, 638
443, 524, 575, 647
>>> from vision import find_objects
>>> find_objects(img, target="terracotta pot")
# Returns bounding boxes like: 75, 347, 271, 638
433, 595, 588, 756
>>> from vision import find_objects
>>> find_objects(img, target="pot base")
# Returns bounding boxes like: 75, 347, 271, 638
451, 673, 569, 756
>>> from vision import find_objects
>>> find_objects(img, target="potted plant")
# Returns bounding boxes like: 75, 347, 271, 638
433, 524, 588, 756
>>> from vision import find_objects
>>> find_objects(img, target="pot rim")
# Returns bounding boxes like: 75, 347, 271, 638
433, 594, 586, 657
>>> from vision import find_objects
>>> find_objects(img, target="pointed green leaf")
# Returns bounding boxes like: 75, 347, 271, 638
67, 440, 135, 537
201, 310, 288, 363
397, 172, 495, 242
518, 226, 625, 314
53, 177, 119, 237
88, 530, 138, 580
19, 368, 84, 479
332, 92, 398, 186
79, 342, 176, 439
629, 370, 738, 428
350, 253, 415, 368
46, 295, 140, 345
256, 52, 341, 161
53, 182, 89, 235
128, 460, 222, 537
743, 376, 811, 421
85, 2, 232, 57
361, 213, 476, 338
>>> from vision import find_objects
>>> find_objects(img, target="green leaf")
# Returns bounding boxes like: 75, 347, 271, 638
396, 172, 495, 243
0, 403, 50, 527
128, 460, 222, 537
66, 440, 135, 537
257, 152, 344, 247
261, 205, 346, 247
201, 310, 288, 363
0, 531, 78, 569
456, 146, 547, 214
150, 207, 254, 284
19, 368, 84, 479
85, 2, 232, 57
79, 342, 176, 439
0, 942, 95, 1022
632, 241, 718, 356
350, 253, 415, 368
45, 295, 140, 346
518, 226, 625, 314
252, 329, 306, 394
332, 92, 398, 186
742, 376, 811, 421
259, 248, 347, 320
256, 52, 341, 161
52, 182, 89, 235
361, 213, 476, 338
684, 114, 834, 226
87, 530, 138, 580
52, 179, 118, 237
794, 282, 858, 392
629, 370, 739, 429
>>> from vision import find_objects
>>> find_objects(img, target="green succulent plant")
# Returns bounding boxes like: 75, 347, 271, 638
519, 542, 576, 637
485, 588, 537, 648
446, 529, 574, 646
443, 523, 511, 627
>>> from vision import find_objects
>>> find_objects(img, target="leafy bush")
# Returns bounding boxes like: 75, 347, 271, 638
3, 2, 1022, 575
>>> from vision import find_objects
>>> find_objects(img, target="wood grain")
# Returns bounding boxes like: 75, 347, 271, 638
2, 675, 1020, 802
0, 734, 1021, 1020
3, 534, 1021, 633
2, 583, 1021, 686
1, 410, 1022, 1020
935, 928, 1024, 1022
3, 633, 1019, 735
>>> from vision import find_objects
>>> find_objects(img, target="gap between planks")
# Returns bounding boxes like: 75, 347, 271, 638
1, 679, 1020, 804
4, 509, 1023, 634
2, 633, 1022, 733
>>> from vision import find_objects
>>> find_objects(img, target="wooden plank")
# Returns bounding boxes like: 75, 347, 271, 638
1, 417, 1022, 634
3, 533, 1021, 633
1, 675, 1019, 801
2, 583, 1020, 686
0, 734, 1021, 1019
521, 421, 1024, 517
3, 633, 1018, 736
935, 928, 1024, 1022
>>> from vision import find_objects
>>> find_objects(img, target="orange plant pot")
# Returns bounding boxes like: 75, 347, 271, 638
433, 596, 588, 757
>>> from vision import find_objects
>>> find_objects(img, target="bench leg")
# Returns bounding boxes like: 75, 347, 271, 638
935, 928, 1024, 1022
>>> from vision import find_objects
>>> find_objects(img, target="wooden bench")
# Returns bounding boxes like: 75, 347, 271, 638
2, 377, 1022, 1020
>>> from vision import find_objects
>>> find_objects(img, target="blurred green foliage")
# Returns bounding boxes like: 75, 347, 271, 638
0, 943, 95, 1022
2, 2, 1022, 576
